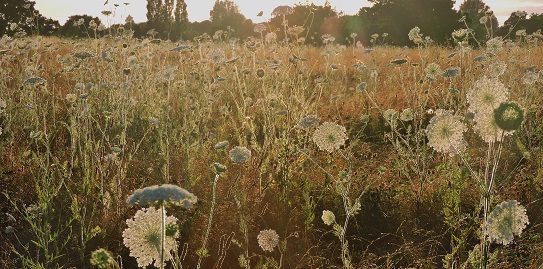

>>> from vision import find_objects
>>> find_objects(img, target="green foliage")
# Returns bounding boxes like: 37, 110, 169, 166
209, 0, 247, 37
360, 0, 462, 45
146, 0, 188, 40
59, 15, 102, 38
0, 0, 59, 36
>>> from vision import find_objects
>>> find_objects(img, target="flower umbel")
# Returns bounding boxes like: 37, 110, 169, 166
228, 146, 252, 163
322, 210, 336, 226
494, 102, 524, 131
257, 229, 280, 252
90, 248, 116, 268
484, 200, 529, 245
467, 77, 509, 114
313, 122, 348, 153
127, 184, 197, 208
425, 110, 466, 155
123, 207, 179, 268
296, 115, 320, 129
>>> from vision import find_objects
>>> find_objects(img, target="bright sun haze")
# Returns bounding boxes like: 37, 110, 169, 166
34, 0, 542, 26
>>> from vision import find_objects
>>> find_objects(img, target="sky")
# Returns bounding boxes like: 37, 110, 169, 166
34, 0, 543, 27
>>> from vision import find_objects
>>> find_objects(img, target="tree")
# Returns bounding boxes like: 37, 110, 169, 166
146, 0, 188, 40
59, 15, 102, 38
496, 11, 543, 38
0, 0, 59, 36
269, 2, 338, 45
209, 0, 246, 35
358, 0, 461, 46
459, 0, 499, 41
172, 0, 188, 40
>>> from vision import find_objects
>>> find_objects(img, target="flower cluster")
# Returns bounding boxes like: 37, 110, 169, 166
257, 229, 280, 252
486, 37, 503, 53
484, 200, 529, 245
452, 28, 469, 43
254, 23, 267, 33
313, 122, 348, 153
296, 115, 320, 129
408, 27, 423, 44
229, 146, 252, 163
90, 248, 116, 268
425, 63, 441, 80
123, 207, 179, 268
206, 49, 226, 64
486, 61, 506, 78
127, 184, 197, 208
322, 210, 336, 226
467, 77, 508, 114
494, 102, 524, 131
425, 109, 466, 155
467, 77, 516, 143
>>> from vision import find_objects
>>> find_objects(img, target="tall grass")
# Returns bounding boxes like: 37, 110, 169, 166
1, 22, 543, 268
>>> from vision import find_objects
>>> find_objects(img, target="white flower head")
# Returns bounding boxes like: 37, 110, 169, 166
425, 63, 442, 80
484, 200, 529, 245
467, 77, 509, 114
228, 146, 252, 163
313, 122, 348, 153
122, 207, 179, 268
425, 109, 466, 155
127, 184, 197, 208
486, 61, 506, 78
322, 210, 335, 226
473, 110, 513, 143
257, 229, 280, 252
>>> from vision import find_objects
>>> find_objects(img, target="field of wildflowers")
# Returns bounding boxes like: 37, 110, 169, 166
1, 22, 543, 269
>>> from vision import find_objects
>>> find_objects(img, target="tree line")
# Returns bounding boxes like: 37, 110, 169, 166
2, 0, 543, 46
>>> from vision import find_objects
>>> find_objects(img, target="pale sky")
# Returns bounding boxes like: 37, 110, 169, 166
34, 0, 543, 27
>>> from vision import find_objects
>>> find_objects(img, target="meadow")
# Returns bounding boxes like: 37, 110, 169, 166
0, 27, 543, 269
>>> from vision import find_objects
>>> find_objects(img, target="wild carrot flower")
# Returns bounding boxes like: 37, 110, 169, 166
484, 200, 529, 245
206, 49, 226, 64
65, 93, 77, 103
473, 111, 510, 143
123, 207, 179, 268
296, 115, 320, 129
265, 32, 277, 43
271, 5, 293, 16
487, 61, 506, 78
452, 29, 469, 43
257, 229, 280, 252
494, 102, 524, 131
254, 23, 267, 34
313, 122, 348, 153
400, 108, 414, 121
383, 109, 398, 123
228, 146, 251, 163
23, 77, 46, 85
486, 37, 503, 53
90, 248, 116, 268
212, 162, 227, 174
322, 210, 336, 226
408, 27, 423, 44
214, 140, 229, 150
127, 184, 197, 208
466, 77, 508, 114
425, 110, 466, 155
72, 51, 96, 60
256, 68, 265, 78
